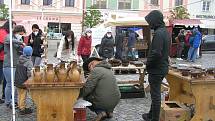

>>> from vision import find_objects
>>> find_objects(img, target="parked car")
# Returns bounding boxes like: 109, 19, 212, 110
201, 35, 215, 51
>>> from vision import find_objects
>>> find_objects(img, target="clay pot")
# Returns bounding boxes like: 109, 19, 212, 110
56, 63, 67, 82
45, 64, 55, 83
68, 61, 80, 82
181, 70, 190, 76
190, 69, 206, 78
206, 68, 215, 75
33, 66, 43, 83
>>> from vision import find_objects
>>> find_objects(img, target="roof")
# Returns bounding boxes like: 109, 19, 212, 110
171, 19, 202, 26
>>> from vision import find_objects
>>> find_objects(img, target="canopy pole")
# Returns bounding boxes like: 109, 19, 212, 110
9, 0, 16, 120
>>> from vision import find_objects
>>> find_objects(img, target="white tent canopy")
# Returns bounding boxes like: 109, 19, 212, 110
103, 17, 169, 27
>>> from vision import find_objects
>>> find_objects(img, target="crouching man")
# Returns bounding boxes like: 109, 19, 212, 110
80, 57, 121, 121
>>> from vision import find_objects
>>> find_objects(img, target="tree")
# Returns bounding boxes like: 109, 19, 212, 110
0, 4, 9, 20
83, 6, 102, 28
169, 6, 190, 20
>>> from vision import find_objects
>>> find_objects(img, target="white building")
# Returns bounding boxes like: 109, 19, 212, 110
187, 0, 215, 34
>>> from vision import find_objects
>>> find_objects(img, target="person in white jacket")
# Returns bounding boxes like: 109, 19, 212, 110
57, 30, 75, 60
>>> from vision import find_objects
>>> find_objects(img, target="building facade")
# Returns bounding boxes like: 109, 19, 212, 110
7, 0, 83, 36
187, 0, 215, 34
86, 0, 189, 23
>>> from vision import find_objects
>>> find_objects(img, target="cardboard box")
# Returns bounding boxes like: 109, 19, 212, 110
160, 101, 191, 121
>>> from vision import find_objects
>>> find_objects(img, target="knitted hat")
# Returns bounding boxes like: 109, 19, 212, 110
23, 46, 33, 56
83, 57, 103, 72
85, 28, 92, 33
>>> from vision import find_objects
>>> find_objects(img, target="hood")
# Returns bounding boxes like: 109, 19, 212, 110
95, 61, 111, 69
145, 10, 165, 30
18, 55, 31, 64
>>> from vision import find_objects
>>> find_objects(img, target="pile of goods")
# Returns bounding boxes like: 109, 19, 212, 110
170, 64, 215, 79
108, 59, 121, 67
32, 61, 81, 83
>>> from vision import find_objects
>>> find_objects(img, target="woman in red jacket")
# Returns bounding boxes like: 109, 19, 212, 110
77, 28, 92, 62
0, 20, 16, 104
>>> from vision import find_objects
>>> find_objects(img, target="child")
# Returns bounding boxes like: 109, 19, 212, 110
15, 46, 33, 115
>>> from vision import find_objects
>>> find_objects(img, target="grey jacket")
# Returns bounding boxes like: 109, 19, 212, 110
18, 55, 33, 77
3, 34, 23, 68
81, 61, 121, 112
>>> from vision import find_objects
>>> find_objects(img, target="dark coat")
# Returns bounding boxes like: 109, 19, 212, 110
145, 10, 169, 75
28, 30, 44, 57
99, 35, 115, 58
80, 61, 121, 112
15, 55, 33, 88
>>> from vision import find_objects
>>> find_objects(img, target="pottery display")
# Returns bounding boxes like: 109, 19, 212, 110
68, 61, 80, 82
55, 63, 67, 82
33, 66, 43, 83
190, 69, 206, 78
45, 64, 55, 83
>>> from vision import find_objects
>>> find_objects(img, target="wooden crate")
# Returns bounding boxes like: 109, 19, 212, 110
160, 101, 191, 121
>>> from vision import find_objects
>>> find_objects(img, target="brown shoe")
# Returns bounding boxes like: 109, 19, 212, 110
95, 111, 107, 121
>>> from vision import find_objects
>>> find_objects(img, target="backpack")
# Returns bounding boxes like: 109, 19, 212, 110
15, 64, 28, 88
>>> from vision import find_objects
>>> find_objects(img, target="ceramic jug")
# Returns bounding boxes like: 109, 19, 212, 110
33, 66, 43, 83
68, 61, 80, 82
45, 64, 55, 83
56, 63, 67, 82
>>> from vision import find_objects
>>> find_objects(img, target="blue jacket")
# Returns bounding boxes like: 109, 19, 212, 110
192, 31, 202, 49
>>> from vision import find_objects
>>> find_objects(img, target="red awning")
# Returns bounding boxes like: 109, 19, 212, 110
171, 19, 202, 26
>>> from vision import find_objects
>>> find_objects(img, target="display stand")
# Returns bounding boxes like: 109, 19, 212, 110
25, 81, 84, 121
166, 70, 215, 121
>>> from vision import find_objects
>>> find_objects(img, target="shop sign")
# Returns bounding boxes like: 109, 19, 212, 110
196, 15, 215, 19
36, 16, 59, 21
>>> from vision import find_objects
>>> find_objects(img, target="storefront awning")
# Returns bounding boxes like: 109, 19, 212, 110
172, 19, 202, 27
199, 19, 215, 29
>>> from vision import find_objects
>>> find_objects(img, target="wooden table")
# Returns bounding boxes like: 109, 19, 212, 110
166, 69, 215, 121
111, 65, 146, 88
25, 81, 84, 121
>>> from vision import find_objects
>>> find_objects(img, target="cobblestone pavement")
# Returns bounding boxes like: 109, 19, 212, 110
0, 39, 215, 121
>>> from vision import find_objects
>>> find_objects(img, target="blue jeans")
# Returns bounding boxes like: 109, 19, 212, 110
3, 67, 18, 105
32, 56, 42, 66
187, 47, 198, 62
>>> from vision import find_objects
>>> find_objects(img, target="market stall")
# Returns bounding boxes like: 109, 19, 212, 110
166, 65, 215, 121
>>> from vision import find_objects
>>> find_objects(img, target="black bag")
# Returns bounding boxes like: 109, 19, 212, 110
15, 64, 28, 88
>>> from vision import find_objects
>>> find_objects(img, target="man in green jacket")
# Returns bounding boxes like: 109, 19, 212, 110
80, 57, 121, 121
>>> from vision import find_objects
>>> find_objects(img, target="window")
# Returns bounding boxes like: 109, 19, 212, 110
0, 0, 4, 4
65, 0, 75, 7
21, 0, 30, 5
43, 0, 52, 6
202, 1, 210, 11
93, 0, 107, 9
118, 0, 131, 9
175, 0, 183, 6
151, 0, 158, 5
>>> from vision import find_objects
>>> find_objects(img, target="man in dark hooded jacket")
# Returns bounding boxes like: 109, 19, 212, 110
142, 10, 169, 121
